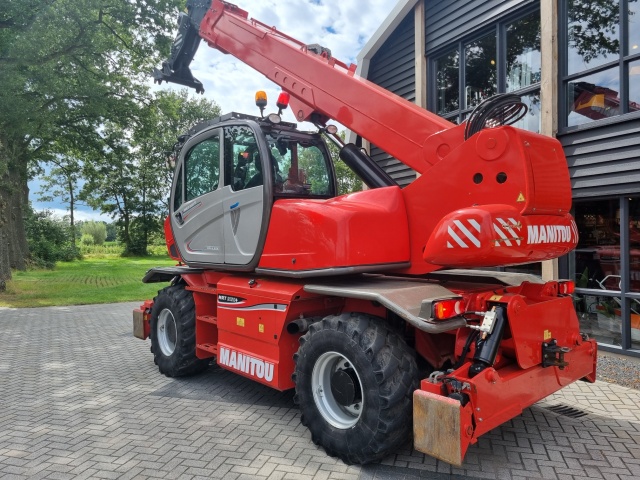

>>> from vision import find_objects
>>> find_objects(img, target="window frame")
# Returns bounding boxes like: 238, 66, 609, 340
559, 0, 640, 132
428, 5, 541, 128
183, 132, 222, 202
569, 195, 640, 354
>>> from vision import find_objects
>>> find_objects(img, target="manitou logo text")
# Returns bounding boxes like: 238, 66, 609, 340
527, 225, 575, 244
218, 346, 274, 382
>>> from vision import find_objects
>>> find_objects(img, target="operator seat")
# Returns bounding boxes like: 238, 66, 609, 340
245, 156, 263, 189
245, 153, 283, 190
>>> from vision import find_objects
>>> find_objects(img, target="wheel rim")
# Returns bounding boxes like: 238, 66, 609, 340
157, 308, 177, 356
311, 351, 364, 429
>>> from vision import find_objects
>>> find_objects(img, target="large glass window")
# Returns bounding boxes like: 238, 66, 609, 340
572, 197, 640, 351
465, 33, 497, 109
506, 13, 542, 92
185, 135, 220, 201
223, 125, 261, 191
431, 9, 541, 133
568, 1, 620, 75
563, 0, 640, 128
265, 133, 334, 196
435, 49, 460, 115
567, 68, 621, 127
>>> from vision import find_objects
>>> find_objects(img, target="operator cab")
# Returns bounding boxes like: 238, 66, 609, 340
169, 112, 336, 269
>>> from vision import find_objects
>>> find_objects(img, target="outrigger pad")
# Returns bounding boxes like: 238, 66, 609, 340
414, 390, 469, 466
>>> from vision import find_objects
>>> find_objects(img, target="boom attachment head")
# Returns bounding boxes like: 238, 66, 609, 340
152, 0, 212, 94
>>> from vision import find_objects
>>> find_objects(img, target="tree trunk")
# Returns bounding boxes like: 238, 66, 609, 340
0, 170, 28, 288
69, 177, 76, 248
0, 175, 11, 290
0, 136, 31, 289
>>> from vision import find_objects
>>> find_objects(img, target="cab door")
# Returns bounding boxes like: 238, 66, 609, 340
170, 129, 226, 265
221, 124, 269, 265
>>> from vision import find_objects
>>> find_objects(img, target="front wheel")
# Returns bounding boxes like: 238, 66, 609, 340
149, 284, 208, 377
293, 313, 418, 464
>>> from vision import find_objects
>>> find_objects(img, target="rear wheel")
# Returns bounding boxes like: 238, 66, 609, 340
150, 284, 208, 377
293, 313, 418, 464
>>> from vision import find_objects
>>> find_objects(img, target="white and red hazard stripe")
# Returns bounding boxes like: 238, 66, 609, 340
446, 219, 481, 248
493, 217, 522, 247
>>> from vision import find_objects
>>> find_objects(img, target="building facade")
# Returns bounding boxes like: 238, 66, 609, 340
355, 0, 640, 356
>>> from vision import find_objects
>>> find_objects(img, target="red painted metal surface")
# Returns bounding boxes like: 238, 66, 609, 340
259, 186, 410, 271
137, 1, 600, 465
175, 272, 342, 390
199, 1, 452, 175
423, 207, 578, 267
400, 126, 575, 273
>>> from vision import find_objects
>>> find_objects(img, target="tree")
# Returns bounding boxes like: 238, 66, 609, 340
0, 0, 182, 286
81, 221, 107, 245
325, 132, 363, 195
24, 206, 78, 268
36, 156, 83, 247
81, 90, 221, 255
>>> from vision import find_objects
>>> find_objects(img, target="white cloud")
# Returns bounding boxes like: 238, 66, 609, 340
32, 1, 398, 218
159, 0, 397, 121
31, 205, 112, 223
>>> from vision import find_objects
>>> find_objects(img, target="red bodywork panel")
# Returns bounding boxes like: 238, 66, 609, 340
401, 125, 575, 273
141, 1, 598, 466
176, 272, 343, 390
259, 186, 410, 271
193, 3, 576, 272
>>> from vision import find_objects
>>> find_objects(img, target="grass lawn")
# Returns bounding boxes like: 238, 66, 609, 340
0, 255, 177, 308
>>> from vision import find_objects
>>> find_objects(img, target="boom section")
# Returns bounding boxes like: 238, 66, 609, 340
157, 0, 453, 174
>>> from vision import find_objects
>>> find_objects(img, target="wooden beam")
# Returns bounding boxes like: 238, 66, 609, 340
540, 1, 560, 280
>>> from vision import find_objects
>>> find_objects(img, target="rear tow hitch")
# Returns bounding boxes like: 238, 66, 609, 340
542, 339, 570, 369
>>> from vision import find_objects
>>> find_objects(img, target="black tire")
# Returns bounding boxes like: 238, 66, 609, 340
293, 313, 419, 464
149, 284, 208, 377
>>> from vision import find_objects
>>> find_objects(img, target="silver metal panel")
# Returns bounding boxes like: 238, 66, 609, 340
223, 185, 264, 265
428, 269, 544, 286
255, 262, 411, 279
304, 276, 467, 334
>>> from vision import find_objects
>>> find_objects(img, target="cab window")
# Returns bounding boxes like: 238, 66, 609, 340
173, 165, 183, 211
268, 134, 333, 196
224, 125, 262, 191
184, 134, 220, 201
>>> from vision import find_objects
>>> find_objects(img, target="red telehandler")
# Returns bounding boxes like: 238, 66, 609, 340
134, 0, 597, 465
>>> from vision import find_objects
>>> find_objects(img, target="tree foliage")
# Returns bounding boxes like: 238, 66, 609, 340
325, 132, 363, 195
24, 206, 79, 268
0, 0, 182, 284
81, 221, 107, 245
80, 90, 221, 255
37, 155, 84, 247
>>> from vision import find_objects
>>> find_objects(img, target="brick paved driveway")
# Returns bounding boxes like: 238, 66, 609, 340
0, 302, 638, 479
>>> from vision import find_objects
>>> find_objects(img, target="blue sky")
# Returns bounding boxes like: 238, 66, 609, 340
30, 0, 398, 221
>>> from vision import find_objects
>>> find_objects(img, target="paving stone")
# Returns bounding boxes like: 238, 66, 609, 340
0, 303, 639, 480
